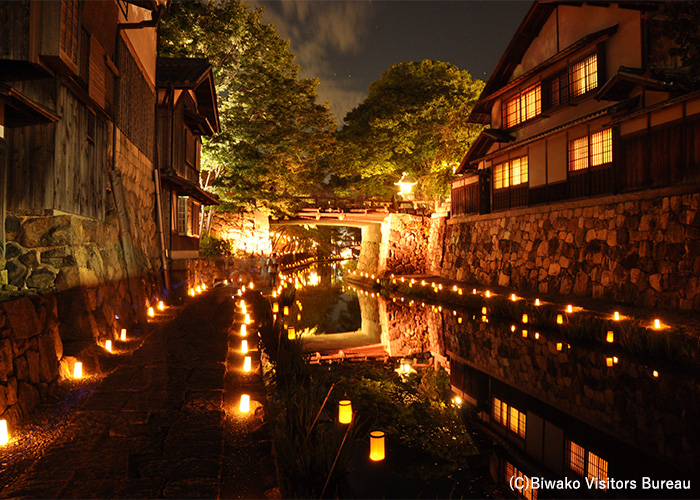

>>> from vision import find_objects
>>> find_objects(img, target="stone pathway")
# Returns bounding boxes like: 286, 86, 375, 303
0, 286, 276, 499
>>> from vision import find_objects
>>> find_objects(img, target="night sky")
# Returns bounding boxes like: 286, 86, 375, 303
252, 0, 534, 122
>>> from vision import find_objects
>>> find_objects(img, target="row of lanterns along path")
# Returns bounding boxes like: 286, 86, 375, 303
232, 280, 387, 465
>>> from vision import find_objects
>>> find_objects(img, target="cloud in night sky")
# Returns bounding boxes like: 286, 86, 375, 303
253, 0, 374, 121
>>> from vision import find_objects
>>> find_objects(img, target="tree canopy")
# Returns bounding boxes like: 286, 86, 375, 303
332, 60, 484, 201
158, 0, 337, 216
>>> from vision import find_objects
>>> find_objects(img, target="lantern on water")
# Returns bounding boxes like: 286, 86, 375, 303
369, 431, 385, 461
189, 288, 195, 297
653, 370, 659, 378
481, 306, 487, 315
120, 328, 127, 341
244, 314, 251, 325
606, 357, 614, 367
243, 356, 252, 372
240, 394, 250, 413
485, 290, 491, 298
338, 400, 352, 424
458, 317, 463, 324
510, 293, 517, 302
74, 361, 83, 379
567, 304, 573, 313
0, 420, 8, 445
196, 285, 202, 294
241, 340, 248, 354
522, 330, 528, 338
241, 301, 247, 315
556, 343, 563, 351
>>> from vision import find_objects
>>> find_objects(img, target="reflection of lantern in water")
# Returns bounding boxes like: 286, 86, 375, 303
339, 400, 352, 424
243, 356, 252, 372
241, 340, 248, 354
369, 431, 385, 461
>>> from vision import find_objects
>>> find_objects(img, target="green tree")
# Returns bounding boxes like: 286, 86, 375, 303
158, 0, 337, 216
333, 60, 484, 202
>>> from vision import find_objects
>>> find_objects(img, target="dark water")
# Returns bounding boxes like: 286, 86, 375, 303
287, 265, 700, 498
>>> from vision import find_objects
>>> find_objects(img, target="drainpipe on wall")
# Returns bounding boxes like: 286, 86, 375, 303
153, 85, 170, 292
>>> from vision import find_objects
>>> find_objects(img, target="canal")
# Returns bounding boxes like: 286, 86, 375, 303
275, 260, 700, 499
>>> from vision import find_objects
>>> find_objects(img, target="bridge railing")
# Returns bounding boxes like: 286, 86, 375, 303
291, 196, 433, 216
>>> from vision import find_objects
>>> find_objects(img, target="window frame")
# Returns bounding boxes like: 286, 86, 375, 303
493, 156, 529, 190
492, 397, 526, 438
502, 83, 541, 129
568, 129, 612, 172
566, 440, 608, 489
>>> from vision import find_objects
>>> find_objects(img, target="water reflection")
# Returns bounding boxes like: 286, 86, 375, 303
291, 265, 700, 497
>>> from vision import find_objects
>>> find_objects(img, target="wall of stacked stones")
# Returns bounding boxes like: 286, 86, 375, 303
378, 297, 431, 357
441, 313, 698, 468
435, 188, 700, 311
209, 210, 271, 256
380, 213, 431, 276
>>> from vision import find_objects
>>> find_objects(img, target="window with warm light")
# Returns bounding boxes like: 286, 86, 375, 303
587, 451, 609, 487
504, 462, 538, 500
493, 156, 528, 189
568, 129, 612, 172
570, 53, 598, 97
567, 441, 586, 475
176, 195, 201, 237
566, 440, 608, 489
493, 398, 526, 438
503, 84, 541, 128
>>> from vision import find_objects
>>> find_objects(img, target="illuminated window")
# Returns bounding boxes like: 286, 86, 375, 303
177, 196, 189, 236
587, 451, 608, 487
503, 84, 541, 128
567, 441, 586, 476
493, 397, 526, 438
570, 53, 598, 97
176, 196, 201, 237
493, 156, 528, 189
505, 462, 538, 500
568, 129, 612, 172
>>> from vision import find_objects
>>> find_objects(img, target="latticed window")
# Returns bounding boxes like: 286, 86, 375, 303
587, 451, 609, 487
177, 196, 189, 235
568, 129, 612, 172
493, 398, 508, 426
570, 53, 598, 97
567, 441, 586, 475
503, 84, 541, 128
494, 163, 509, 190
504, 462, 538, 500
493, 398, 526, 438
494, 156, 529, 189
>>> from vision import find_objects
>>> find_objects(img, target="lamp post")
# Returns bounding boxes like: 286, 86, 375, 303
395, 171, 417, 201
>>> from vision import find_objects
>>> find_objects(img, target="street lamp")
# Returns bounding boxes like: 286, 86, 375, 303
395, 171, 417, 199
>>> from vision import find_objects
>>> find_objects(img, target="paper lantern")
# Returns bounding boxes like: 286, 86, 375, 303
458, 317, 463, 324
485, 290, 491, 298
654, 319, 661, 330
338, 400, 352, 424
240, 394, 250, 413
241, 301, 247, 314
653, 370, 659, 378
510, 293, 517, 301
105, 340, 112, 352
189, 288, 195, 297
556, 314, 564, 325
606, 331, 614, 343
613, 311, 620, 321
241, 340, 248, 354
288, 326, 296, 340
522, 314, 528, 324
147, 307, 155, 318
481, 306, 487, 315
369, 431, 385, 461
0, 420, 8, 445
120, 328, 127, 341
272, 302, 279, 313
196, 285, 202, 294
283, 306, 289, 316
74, 361, 83, 379
567, 304, 573, 313
240, 324, 247, 337
535, 299, 540, 306
606, 357, 614, 367
556, 343, 563, 351
522, 330, 528, 338
243, 356, 252, 372
157, 301, 165, 311
244, 314, 251, 325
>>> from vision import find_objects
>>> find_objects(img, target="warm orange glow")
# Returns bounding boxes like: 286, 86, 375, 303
510, 293, 517, 301
272, 302, 279, 313
613, 311, 620, 321
567, 304, 573, 313
339, 400, 352, 424
535, 298, 540, 306
458, 289, 463, 296
74, 362, 83, 379
202, 284, 207, 290
249, 282, 254, 289
148, 307, 155, 318
189, 288, 195, 297
120, 328, 127, 341
481, 306, 487, 315
297, 313, 301, 321
105, 340, 112, 352
485, 290, 491, 298
606, 331, 614, 343
556, 314, 564, 325
240, 324, 247, 337
510, 325, 516, 332
241, 301, 247, 315
535, 332, 540, 339
472, 288, 477, 294
369, 431, 385, 461
522, 314, 528, 324
244, 314, 251, 325
157, 301, 165, 311
196, 285, 202, 294
288, 327, 296, 340
0, 420, 8, 445
241, 340, 248, 354
481, 315, 488, 323
283, 306, 289, 316
240, 394, 250, 413
606, 357, 613, 367
653, 370, 659, 378
243, 356, 252, 372
613, 356, 618, 364
654, 319, 661, 330
458, 317, 463, 324
556, 343, 563, 351
522, 330, 528, 338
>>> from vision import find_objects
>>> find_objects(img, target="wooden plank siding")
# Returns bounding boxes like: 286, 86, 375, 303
0, 1, 30, 61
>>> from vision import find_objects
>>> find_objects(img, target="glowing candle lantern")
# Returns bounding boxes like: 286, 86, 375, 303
147, 307, 155, 318
606, 331, 614, 343
613, 311, 620, 321
439, 284, 443, 290
556, 314, 564, 325
241, 302, 247, 315
653, 370, 659, 378
613, 356, 618, 364
510, 325, 516, 332
105, 340, 112, 352
522, 330, 528, 338
654, 319, 661, 330
453, 285, 458, 292
120, 328, 127, 341
481, 306, 487, 315
369, 431, 385, 461
196, 285, 202, 294
522, 314, 528, 324
244, 314, 251, 325
458, 289, 463, 296
272, 302, 279, 313
74, 361, 83, 379
240, 394, 250, 413
606, 357, 614, 367
0, 420, 8, 445
567, 304, 573, 313
338, 400, 352, 424
481, 315, 488, 323
288, 327, 296, 340
224, 279, 229, 285
189, 288, 195, 297
510, 293, 517, 302
535, 332, 540, 340
535, 299, 540, 306
283, 306, 289, 316
241, 340, 248, 354
485, 290, 491, 298
202, 284, 207, 290
472, 288, 477, 294
556, 343, 563, 351
157, 301, 165, 311
297, 313, 301, 321
249, 282, 254, 289
240, 324, 247, 337
243, 356, 252, 372
458, 317, 463, 324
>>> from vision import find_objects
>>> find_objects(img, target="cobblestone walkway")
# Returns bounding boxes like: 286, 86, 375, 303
0, 286, 275, 499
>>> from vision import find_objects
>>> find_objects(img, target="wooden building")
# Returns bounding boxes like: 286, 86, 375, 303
452, 1, 700, 217
156, 57, 220, 262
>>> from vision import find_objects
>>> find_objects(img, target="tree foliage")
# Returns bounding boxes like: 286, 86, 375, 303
158, 0, 337, 216
332, 60, 484, 201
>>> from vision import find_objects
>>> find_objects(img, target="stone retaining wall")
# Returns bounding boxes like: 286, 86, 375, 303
378, 213, 431, 276
435, 187, 700, 311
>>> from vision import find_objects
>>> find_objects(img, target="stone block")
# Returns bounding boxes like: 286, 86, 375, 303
0, 297, 42, 339
6, 259, 28, 288
648, 273, 663, 292
26, 267, 58, 289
